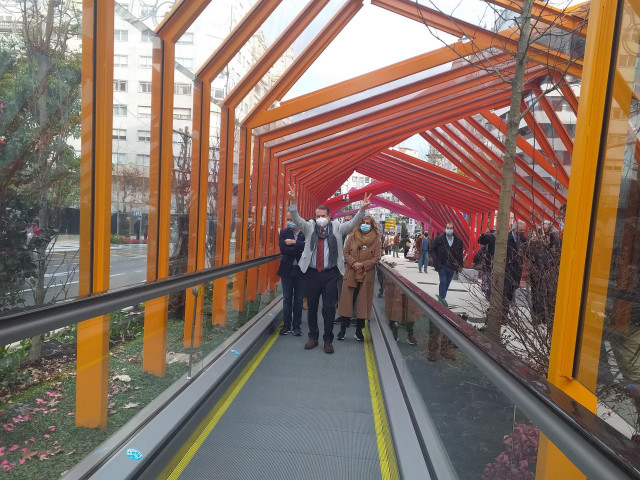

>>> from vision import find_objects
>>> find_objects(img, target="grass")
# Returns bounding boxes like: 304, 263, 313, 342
0, 287, 280, 478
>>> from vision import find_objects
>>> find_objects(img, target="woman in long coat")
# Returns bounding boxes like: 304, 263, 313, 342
337, 215, 382, 341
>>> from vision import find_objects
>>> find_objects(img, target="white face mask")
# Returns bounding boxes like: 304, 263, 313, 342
316, 217, 329, 228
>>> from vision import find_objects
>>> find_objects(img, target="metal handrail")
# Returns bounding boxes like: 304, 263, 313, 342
0, 254, 280, 345
377, 262, 640, 480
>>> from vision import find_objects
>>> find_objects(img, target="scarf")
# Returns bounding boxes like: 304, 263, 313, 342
310, 221, 338, 269
351, 229, 378, 283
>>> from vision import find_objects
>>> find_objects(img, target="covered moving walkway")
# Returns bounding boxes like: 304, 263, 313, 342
3, 0, 640, 478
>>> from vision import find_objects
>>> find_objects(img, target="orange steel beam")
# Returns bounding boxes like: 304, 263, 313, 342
367, 155, 495, 212
154, 0, 210, 42
273, 65, 551, 167
267, 61, 528, 157
278, 87, 516, 170
532, 85, 574, 155
372, 0, 583, 77
243, 0, 363, 126
483, 0, 588, 37
450, 120, 560, 213
462, 116, 564, 200
218, 0, 330, 295
249, 34, 498, 127
76, 0, 114, 429
197, 1, 284, 81
555, 75, 580, 114
433, 126, 549, 222
245, 134, 261, 302
257, 52, 516, 144
226, 0, 330, 107
232, 125, 252, 311
420, 131, 532, 218
143, 38, 175, 377
482, 110, 570, 188
183, 79, 209, 347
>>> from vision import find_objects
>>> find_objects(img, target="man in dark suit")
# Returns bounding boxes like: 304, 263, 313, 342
276, 215, 306, 336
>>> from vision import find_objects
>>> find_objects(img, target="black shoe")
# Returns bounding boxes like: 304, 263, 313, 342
354, 328, 364, 341
293, 328, 302, 336
279, 325, 290, 335
337, 328, 346, 341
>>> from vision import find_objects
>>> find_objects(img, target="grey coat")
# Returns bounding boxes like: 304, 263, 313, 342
288, 205, 365, 275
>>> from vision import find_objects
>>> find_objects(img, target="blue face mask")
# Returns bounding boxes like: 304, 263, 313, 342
287, 221, 296, 229
360, 224, 371, 233
445, 229, 453, 236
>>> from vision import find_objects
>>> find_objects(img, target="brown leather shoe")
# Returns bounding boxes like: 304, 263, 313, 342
302, 298, 308, 310
324, 343, 334, 354
304, 339, 318, 349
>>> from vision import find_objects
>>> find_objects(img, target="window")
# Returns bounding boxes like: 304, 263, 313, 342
113, 105, 127, 116
113, 128, 127, 140
178, 32, 194, 44
138, 81, 152, 93
138, 130, 151, 142
174, 83, 192, 95
141, 29, 153, 42
139, 55, 152, 68
114, 55, 128, 67
213, 87, 225, 100
138, 106, 151, 118
136, 154, 150, 167
173, 108, 191, 120
175, 57, 193, 69
114, 29, 128, 42
112, 152, 126, 164
113, 80, 127, 92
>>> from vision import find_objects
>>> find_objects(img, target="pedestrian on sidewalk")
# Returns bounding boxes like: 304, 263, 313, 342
416, 231, 429, 273
392, 233, 400, 258
336, 215, 381, 341
429, 221, 464, 307
276, 215, 306, 336
287, 184, 371, 354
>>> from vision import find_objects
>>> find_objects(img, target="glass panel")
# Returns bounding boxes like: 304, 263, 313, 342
0, 1, 82, 314
574, 0, 640, 441
110, 3, 153, 291
0, 261, 279, 478
373, 269, 587, 478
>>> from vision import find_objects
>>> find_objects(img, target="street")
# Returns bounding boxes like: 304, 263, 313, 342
19, 245, 148, 308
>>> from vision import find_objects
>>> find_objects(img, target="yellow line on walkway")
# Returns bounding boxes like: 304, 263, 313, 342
364, 326, 401, 480
165, 327, 280, 480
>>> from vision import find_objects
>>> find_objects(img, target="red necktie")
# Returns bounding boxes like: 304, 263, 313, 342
316, 232, 325, 271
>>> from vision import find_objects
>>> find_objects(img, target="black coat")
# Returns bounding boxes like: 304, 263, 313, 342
276, 228, 305, 277
505, 231, 527, 292
429, 234, 464, 271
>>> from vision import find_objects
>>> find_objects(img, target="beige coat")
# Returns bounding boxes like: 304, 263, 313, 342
338, 233, 381, 319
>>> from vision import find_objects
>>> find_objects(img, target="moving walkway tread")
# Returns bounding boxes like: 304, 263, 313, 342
165, 307, 389, 480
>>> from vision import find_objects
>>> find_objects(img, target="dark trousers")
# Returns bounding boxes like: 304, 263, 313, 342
306, 267, 339, 343
438, 266, 455, 299
281, 266, 305, 330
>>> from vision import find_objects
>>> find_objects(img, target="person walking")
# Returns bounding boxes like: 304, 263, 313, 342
528, 221, 560, 325
287, 184, 371, 354
276, 215, 306, 336
429, 221, 464, 308
505, 220, 527, 307
392, 233, 400, 258
336, 215, 382, 341
478, 228, 496, 299
416, 231, 429, 273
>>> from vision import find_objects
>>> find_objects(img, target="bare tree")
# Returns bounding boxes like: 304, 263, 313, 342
418, 0, 587, 341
